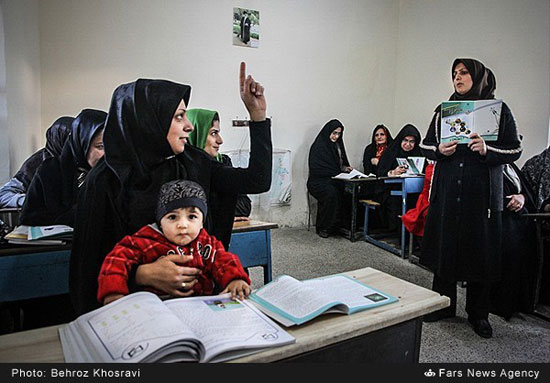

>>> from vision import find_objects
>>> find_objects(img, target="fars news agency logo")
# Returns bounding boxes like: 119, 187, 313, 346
424, 369, 436, 378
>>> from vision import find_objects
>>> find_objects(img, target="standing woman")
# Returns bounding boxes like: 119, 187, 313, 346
19, 109, 106, 227
187, 108, 252, 222
307, 119, 351, 238
419, 58, 522, 338
362, 124, 393, 176
70, 63, 271, 315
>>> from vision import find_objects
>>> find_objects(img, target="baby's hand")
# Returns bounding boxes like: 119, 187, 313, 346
222, 279, 252, 300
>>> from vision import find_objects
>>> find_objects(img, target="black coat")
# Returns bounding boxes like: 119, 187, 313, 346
490, 163, 537, 319
19, 110, 106, 227
69, 79, 272, 315
220, 154, 252, 217
419, 102, 522, 282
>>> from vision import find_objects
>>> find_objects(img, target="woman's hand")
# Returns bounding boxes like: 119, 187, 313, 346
389, 165, 407, 176
222, 279, 252, 300
438, 141, 458, 157
468, 133, 487, 156
239, 62, 266, 122
234, 216, 251, 222
135, 254, 201, 297
506, 194, 525, 213
371, 158, 379, 166
342, 166, 353, 173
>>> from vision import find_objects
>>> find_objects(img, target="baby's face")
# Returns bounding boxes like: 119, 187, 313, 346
160, 207, 203, 246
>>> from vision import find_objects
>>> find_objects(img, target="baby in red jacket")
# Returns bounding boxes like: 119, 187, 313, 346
98, 180, 251, 306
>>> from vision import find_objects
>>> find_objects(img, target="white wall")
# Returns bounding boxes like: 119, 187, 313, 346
36, 0, 400, 226
1, 0, 41, 181
393, 0, 550, 167
1, 0, 548, 225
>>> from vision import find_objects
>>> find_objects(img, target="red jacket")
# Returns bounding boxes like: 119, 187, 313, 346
401, 163, 434, 237
97, 225, 250, 302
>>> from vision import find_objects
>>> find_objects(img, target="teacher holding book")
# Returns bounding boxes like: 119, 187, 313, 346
419, 58, 522, 338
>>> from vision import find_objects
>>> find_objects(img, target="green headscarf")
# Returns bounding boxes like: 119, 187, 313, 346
187, 108, 222, 162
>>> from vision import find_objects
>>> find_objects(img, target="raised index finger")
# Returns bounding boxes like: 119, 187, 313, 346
239, 62, 246, 91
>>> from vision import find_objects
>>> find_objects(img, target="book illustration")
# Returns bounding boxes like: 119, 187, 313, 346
441, 100, 502, 143
396, 157, 425, 176
249, 274, 398, 326
333, 169, 376, 180
59, 292, 294, 363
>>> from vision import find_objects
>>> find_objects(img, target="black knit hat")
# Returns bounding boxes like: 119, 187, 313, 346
156, 180, 208, 225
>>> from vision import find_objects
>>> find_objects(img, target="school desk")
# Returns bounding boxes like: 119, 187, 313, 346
0, 267, 449, 363
0, 221, 278, 303
364, 176, 424, 259
333, 177, 379, 241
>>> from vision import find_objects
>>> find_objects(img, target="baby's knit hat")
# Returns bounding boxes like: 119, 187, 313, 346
156, 180, 208, 225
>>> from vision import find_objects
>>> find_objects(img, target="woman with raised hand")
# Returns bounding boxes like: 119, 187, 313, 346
70, 63, 272, 315
419, 58, 522, 338
187, 108, 252, 222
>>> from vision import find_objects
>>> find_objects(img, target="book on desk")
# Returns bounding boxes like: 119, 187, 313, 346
333, 169, 376, 180
4, 224, 73, 245
59, 292, 295, 363
249, 274, 398, 326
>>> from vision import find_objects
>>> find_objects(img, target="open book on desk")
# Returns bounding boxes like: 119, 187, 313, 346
396, 157, 425, 176
59, 292, 294, 363
333, 169, 376, 180
249, 274, 398, 326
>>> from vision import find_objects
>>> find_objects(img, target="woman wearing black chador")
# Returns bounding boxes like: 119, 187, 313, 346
419, 58, 522, 338
307, 119, 352, 238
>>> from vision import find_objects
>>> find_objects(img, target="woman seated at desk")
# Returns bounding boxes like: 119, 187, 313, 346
0, 117, 73, 209
374, 124, 423, 234
363, 124, 393, 176
186, 108, 252, 224
307, 119, 352, 238
522, 146, 550, 213
19, 109, 107, 227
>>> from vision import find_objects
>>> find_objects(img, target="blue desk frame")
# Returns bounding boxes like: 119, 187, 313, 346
363, 176, 424, 259
0, 221, 277, 303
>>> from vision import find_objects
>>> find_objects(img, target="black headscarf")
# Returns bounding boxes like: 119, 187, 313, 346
19, 109, 107, 226
44, 117, 74, 159
308, 119, 349, 180
449, 58, 496, 101
12, 117, 73, 189
102, 79, 191, 231
377, 124, 422, 177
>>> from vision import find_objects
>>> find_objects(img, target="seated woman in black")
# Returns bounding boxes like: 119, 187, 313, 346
70, 63, 272, 315
362, 124, 393, 176
307, 119, 352, 238
375, 124, 422, 233
0, 117, 73, 208
19, 109, 107, 227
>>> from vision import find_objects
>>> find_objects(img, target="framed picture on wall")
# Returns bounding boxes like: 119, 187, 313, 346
233, 7, 260, 48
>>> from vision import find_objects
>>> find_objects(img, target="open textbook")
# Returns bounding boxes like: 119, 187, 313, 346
59, 292, 295, 363
333, 169, 376, 180
4, 224, 73, 245
396, 157, 425, 176
249, 274, 398, 326
441, 99, 502, 143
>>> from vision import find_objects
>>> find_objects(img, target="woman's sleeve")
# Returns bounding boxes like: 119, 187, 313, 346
211, 119, 272, 194
363, 146, 374, 175
420, 109, 448, 161
484, 103, 522, 165
235, 195, 252, 217
0, 178, 26, 208
69, 164, 121, 315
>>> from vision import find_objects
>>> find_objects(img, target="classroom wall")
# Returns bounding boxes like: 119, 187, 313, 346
1, 0, 549, 227
1, 0, 42, 181
392, 0, 550, 169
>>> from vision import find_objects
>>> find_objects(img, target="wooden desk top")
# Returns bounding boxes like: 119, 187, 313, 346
231, 220, 278, 233
0, 267, 448, 363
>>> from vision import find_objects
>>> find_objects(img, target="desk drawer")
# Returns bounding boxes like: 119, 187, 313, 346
229, 231, 268, 268
0, 250, 71, 302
